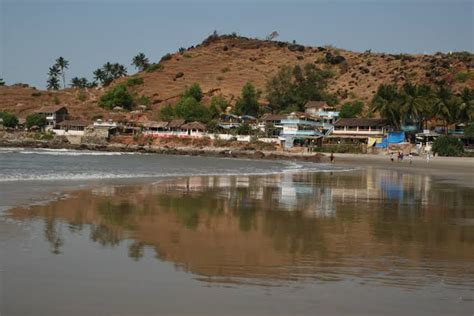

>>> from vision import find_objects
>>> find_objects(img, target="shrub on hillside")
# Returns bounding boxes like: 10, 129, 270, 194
160, 53, 172, 62
432, 136, 464, 157
26, 113, 47, 129
126, 77, 144, 86
99, 84, 134, 110
145, 64, 163, 72
0, 112, 19, 128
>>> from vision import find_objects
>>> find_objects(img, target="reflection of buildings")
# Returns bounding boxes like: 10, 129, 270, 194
7, 170, 474, 286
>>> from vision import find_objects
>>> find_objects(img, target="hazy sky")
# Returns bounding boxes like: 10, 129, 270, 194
1, 0, 473, 89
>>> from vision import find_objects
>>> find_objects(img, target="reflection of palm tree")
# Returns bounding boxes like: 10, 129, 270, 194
44, 218, 64, 254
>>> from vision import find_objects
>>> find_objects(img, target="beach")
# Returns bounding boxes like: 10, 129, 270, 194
1, 148, 473, 316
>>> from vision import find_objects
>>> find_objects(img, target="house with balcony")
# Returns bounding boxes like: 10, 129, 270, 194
304, 101, 339, 135
328, 118, 391, 146
53, 120, 90, 136
279, 113, 325, 149
35, 105, 68, 128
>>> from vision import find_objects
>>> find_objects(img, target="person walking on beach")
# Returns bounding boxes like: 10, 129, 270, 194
426, 152, 431, 163
408, 153, 413, 164
397, 151, 401, 162
330, 152, 335, 163
390, 152, 394, 163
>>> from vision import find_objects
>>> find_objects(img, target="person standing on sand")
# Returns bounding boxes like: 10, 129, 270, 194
390, 152, 394, 163
408, 153, 413, 164
330, 152, 335, 163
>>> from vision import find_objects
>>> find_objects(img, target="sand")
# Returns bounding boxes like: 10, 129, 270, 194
331, 153, 474, 188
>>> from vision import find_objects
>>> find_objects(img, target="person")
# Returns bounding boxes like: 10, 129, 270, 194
400, 152, 404, 161
330, 152, 335, 163
426, 152, 431, 163
397, 151, 401, 162
408, 153, 413, 164
390, 152, 394, 163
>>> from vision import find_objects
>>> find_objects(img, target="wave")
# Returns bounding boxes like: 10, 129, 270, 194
0, 165, 356, 183
0, 148, 142, 156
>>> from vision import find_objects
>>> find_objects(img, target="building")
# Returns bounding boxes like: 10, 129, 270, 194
332, 118, 389, 137
259, 113, 286, 136
35, 106, 68, 128
53, 120, 89, 136
180, 121, 207, 137
304, 101, 339, 125
279, 113, 325, 149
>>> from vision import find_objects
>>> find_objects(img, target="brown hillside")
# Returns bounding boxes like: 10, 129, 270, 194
1, 35, 473, 121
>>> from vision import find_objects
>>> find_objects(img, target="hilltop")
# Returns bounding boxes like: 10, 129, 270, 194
1, 34, 473, 121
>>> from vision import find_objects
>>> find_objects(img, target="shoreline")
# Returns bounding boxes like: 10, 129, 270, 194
332, 153, 474, 188
0, 139, 325, 163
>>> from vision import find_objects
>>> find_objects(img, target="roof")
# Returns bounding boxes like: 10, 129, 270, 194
167, 119, 185, 128
142, 121, 168, 128
304, 101, 328, 109
35, 105, 67, 113
334, 118, 389, 127
181, 121, 206, 131
260, 113, 287, 121
57, 120, 89, 127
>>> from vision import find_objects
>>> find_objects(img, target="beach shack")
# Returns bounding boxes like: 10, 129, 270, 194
53, 120, 89, 136
180, 121, 207, 137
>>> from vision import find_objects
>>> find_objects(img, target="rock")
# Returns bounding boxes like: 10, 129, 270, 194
252, 151, 265, 159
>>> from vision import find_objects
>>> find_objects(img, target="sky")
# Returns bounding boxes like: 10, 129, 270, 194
1, 0, 473, 89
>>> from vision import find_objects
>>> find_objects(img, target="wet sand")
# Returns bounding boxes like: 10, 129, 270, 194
333, 154, 474, 188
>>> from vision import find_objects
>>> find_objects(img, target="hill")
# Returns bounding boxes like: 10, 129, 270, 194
1, 34, 473, 121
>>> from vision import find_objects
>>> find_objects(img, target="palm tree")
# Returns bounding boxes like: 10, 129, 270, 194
400, 83, 433, 130
47, 76, 60, 90
55, 57, 69, 89
432, 86, 458, 134
132, 53, 149, 71
70, 77, 89, 88
458, 88, 474, 123
93, 68, 106, 86
370, 84, 402, 129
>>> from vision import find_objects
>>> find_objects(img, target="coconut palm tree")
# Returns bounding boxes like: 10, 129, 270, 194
432, 86, 459, 134
400, 83, 434, 130
132, 53, 149, 71
458, 87, 474, 123
55, 57, 69, 89
93, 68, 106, 86
47, 75, 60, 90
370, 84, 402, 129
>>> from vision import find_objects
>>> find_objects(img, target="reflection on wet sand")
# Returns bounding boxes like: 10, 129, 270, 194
8, 168, 474, 288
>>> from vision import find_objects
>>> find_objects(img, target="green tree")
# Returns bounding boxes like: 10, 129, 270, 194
26, 113, 47, 129
209, 95, 229, 118
175, 97, 211, 123
47, 65, 61, 90
370, 84, 402, 129
55, 57, 69, 89
339, 100, 364, 118
70, 77, 90, 89
458, 87, 474, 123
98, 84, 134, 110
47, 75, 60, 90
183, 83, 203, 101
159, 105, 175, 121
432, 86, 459, 134
93, 62, 127, 86
464, 124, 474, 138
235, 82, 261, 117
266, 63, 334, 113
0, 78, 5, 86
432, 136, 464, 156
132, 53, 150, 72
0, 112, 19, 128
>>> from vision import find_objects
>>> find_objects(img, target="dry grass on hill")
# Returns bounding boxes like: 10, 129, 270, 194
1, 35, 472, 121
